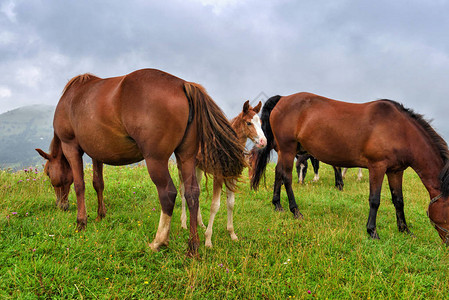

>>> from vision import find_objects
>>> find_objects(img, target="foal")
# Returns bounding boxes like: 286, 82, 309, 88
180, 101, 266, 247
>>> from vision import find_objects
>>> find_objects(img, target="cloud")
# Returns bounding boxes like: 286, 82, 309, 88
0, 0, 449, 138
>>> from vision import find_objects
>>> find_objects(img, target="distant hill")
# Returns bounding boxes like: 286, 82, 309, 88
0, 105, 54, 170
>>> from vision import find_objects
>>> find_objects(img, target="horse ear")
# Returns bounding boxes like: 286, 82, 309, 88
36, 148, 50, 160
243, 100, 250, 113
253, 101, 262, 113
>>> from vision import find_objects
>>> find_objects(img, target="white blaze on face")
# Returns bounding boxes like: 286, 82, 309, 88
251, 115, 267, 147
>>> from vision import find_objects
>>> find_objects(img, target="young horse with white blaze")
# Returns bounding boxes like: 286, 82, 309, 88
179, 101, 266, 247
251, 92, 449, 244
36, 69, 247, 256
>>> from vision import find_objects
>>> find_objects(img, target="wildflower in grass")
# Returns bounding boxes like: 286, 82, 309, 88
12, 212, 17, 215
25, 212, 29, 216
144, 281, 149, 284
32, 249, 36, 252
307, 290, 311, 294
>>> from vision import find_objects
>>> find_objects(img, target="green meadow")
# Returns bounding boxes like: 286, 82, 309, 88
1, 162, 449, 299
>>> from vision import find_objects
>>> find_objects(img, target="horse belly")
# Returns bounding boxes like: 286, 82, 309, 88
77, 131, 144, 165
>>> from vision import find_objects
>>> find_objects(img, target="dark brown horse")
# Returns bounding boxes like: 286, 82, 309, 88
179, 100, 266, 247
35, 68, 246, 255
251, 92, 449, 243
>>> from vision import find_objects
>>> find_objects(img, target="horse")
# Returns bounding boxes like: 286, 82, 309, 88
35, 68, 247, 256
179, 100, 266, 247
296, 154, 344, 189
251, 92, 449, 243
342, 167, 363, 181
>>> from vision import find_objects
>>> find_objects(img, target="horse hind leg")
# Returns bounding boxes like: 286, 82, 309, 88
92, 159, 106, 221
146, 158, 177, 252
178, 168, 188, 230
387, 171, 411, 234
204, 178, 223, 248
195, 168, 206, 228
226, 179, 238, 241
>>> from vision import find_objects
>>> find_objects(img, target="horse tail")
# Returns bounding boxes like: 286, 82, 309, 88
183, 82, 246, 181
250, 95, 282, 190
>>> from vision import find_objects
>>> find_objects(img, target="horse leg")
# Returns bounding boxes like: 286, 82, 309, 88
61, 144, 87, 230
92, 159, 106, 221
225, 179, 238, 241
272, 163, 284, 211
357, 168, 363, 181
386, 171, 411, 234
176, 157, 200, 255
311, 157, 320, 182
195, 168, 206, 228
280, 151, 302, 219
333, 166, 344, 191
146, 158, 177, 252
204, 177, 223, 248
366, 166, 386, 239
178, 168, 188, 230
341, 168, 348, 179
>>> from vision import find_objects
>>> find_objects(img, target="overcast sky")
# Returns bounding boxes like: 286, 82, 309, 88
1, 0, 449, 138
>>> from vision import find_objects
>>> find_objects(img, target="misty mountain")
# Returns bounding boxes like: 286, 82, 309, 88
0, 105, 54, 170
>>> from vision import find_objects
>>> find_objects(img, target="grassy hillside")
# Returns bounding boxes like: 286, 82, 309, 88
1, 163, 448, 299
0, 105, 54, 170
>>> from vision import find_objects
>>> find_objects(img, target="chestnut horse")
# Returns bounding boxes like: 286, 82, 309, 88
179, 100, 266, 247
35, 69, 246, 255
251, 92, 449, 243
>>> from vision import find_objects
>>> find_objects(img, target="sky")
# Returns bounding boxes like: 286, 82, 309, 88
1, 0, 449, 138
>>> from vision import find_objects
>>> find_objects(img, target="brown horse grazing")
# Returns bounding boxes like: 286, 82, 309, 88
35, 69, 246, 255
251, 92, 449, 243
179, 100, 266, 247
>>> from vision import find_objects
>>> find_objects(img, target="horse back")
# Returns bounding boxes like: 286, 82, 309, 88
53, 69, 190, 165
271, 93, 418, 168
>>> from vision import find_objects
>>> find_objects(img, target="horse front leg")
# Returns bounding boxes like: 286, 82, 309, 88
311, 157, 320, 182
204, 177, 223, 248
61, 143, 87, 230
387, 171, 411, 234
146, 158, 178, 252
92, 159, 106, 221
280, 151, 302, 219
366, 165, 386, 239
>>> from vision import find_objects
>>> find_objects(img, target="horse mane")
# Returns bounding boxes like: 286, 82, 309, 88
62, 73, 99, 94
385, 100, 449, 196
250, 95, 282, 190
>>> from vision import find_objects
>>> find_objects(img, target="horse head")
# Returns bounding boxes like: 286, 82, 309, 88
36, 148, 73, 210
239, 100, 266, 149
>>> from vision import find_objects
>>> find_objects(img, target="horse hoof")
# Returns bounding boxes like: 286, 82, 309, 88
292, 208, 304, 219
368, 230, 380, 239
205, 240, 213, 248
274, 205, 284, 212
58, 202, 69, 211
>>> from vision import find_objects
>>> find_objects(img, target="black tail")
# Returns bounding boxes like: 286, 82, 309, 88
250, 95, 282, 190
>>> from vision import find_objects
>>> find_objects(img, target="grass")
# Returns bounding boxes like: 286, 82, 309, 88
1, 162, 449, 299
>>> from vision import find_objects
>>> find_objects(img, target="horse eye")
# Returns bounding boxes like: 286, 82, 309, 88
246, 122, 252, 126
